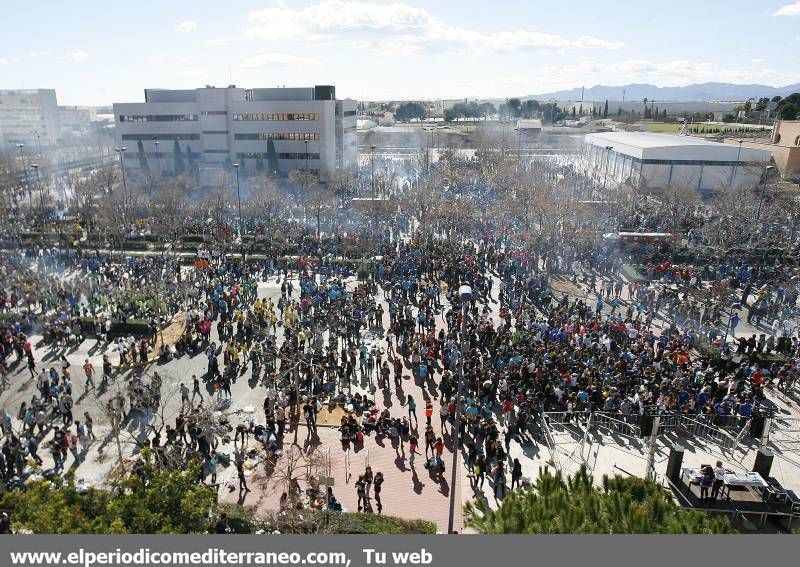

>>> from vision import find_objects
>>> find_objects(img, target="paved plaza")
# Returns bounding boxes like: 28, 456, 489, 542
3, 262, 799, 533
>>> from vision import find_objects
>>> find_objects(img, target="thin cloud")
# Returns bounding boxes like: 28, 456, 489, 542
205, 36, 239, 46
533, 59, 797, 88
244, 0, 624, 55
60, 51, 89, 61
0, 58, 8, 65
176, 20, 198, 32
773, 2, 800, 16
30, 50, 50, 57
240, 52, 321, 69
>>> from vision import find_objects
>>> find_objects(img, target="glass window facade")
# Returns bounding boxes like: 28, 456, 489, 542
234, 132, 320, 141
232, 112, 320, 121
119, 114, 198, 122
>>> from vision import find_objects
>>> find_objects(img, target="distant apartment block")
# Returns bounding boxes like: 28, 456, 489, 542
113, 85, 358, 181
0, 89, 60, 150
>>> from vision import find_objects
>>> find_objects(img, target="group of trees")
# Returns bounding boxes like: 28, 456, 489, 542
444, 101, 497, 122
774, 93, 800, 121
394, 101, 427, 122
497, 98, 545, 120
0, 460, 216, 534
135, 140, 199, 180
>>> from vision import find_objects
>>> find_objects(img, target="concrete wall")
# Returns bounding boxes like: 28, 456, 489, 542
726, 137, 800, 178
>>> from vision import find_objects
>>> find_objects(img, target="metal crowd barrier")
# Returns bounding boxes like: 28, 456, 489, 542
591, 411, 642, 438
676, 414, 737, 451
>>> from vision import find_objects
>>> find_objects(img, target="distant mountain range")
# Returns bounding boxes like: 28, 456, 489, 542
525, 82, 800, 102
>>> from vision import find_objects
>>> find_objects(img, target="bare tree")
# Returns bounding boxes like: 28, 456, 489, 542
92, 164, 120, 196
328, 169, 357, 207
306, 184, 333, 242
288, 170, 318, 205
153, 176, 191, 248
264, 444, 327, 533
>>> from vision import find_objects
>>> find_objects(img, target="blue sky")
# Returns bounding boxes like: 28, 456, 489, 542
2, 0, 799, 105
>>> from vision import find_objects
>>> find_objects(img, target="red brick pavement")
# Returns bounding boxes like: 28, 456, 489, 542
219, 424, 464, 533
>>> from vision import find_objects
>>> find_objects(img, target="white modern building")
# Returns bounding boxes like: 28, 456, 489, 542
59, 106, 97, 136
517, 119, 542, 138
113, 85, 357, 181
584, 132, 772, 192
0, 89, 60, 150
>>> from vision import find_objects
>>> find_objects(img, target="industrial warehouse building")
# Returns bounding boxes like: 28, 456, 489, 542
113, 85, 357, 182
584, 132, 772, 193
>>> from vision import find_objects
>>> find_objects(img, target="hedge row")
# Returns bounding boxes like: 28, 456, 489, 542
695, 340, 789, 368
219, 505, 436, 534
0, 313, 153, 337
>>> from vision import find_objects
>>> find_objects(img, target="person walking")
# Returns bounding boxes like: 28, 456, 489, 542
493, 461, 507, 501
405, 395, 417, 426
473, 454, 487, 490
236, 459, 250, 492
356, 476, 367, 512
373, 471, 384, 514
84, 412, 96, 440
699, 465, 713, 501
408, 434, 419, 466
711, 461, 726, 501
180, 383, 190, 410
511, 458, 523, 490
82, 359, 95, 391
191, 374, 203, 403
27, 436, 43, 466
424, 400, 433, 427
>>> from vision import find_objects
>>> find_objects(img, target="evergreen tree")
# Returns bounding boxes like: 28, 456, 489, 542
464, 466, 736, 534
578, 104, 583, 116
603, 100, 608, 119
617, 107, 623, 116
571, 106, 576, 118
173, 140, 185, 176
186, 145, 196, 177
267, 138, 279, 174
0, 460, 216, 533
137, 140, 150, 174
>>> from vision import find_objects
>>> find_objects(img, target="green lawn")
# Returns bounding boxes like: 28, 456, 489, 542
644, 122, 684, 133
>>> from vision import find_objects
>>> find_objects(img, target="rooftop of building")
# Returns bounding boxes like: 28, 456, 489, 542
135, 85, 340, 104
586, 131, 734, 149
585, 131, 772, 162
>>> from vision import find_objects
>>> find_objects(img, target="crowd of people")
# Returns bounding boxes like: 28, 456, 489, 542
1, 208, 799, 522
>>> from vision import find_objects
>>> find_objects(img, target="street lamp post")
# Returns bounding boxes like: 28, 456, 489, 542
113, 147, 128, 249
154, 137, 160, 178
447, 283, 472, 534
33, 131, 42, 160
756, 165, 775, 223
730, 139, 743, 189
113, 146, 128, 211
16, 144, 31, 210
30, 164, 43, 218
603, 145, 614, 191
603, 146, 614, 228
233, 163, 244, 264
422, 127, 434, 175
370, 144, 377, 199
